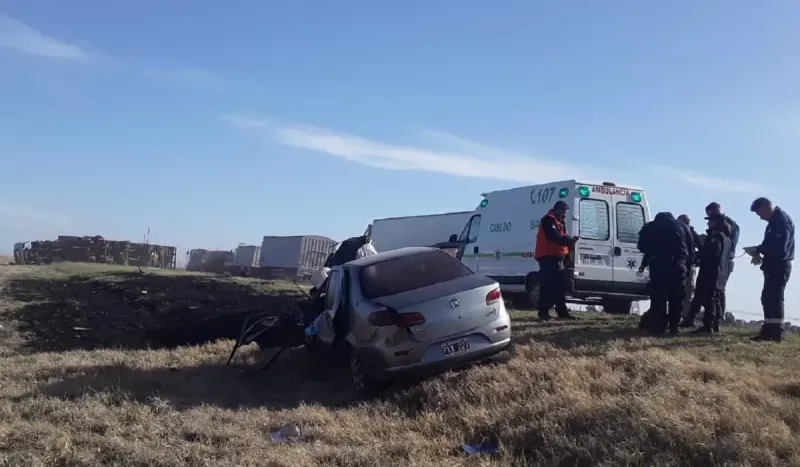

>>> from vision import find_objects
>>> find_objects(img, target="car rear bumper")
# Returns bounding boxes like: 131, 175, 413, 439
365, 337, 513, 382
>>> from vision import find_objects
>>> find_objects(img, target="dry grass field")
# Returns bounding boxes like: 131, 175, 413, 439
1, 262, 800, 466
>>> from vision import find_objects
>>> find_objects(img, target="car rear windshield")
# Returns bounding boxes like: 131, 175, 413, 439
359, 250, 473, 299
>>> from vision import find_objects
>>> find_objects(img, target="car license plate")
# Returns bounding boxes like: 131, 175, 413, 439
581, 255, 604, 266
441, 338, 471, 357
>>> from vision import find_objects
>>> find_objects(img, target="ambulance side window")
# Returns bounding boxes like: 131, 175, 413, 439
616, 202, 645, 244
460, 214, 482, 244
579, 199, 610, 241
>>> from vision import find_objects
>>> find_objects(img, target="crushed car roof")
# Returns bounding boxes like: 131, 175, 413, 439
345, 246, 439, 268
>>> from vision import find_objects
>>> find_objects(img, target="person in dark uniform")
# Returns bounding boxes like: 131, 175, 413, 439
636, 212, 691, 335
676, 214, 698, 321
705, 202, 740, 316
534, 201, 579, 321
678, 214, 708, 328
747, 197, 794, 342
691, 213, 732, 334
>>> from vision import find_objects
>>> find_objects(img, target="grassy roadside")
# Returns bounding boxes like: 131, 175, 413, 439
1, 263, 799, 466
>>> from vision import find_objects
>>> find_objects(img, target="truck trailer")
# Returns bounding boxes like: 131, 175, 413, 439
364, 211, 473, 253
259, 235, 337, 280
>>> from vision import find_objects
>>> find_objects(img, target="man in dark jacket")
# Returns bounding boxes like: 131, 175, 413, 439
691, 213, 732, 334
747, 197, 794, 342
637, 212, 691, 335
705, 202, 739, 315
534, 201, 579, 320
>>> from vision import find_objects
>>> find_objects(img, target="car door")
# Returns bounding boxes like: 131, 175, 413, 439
315, 268, 342, 346
574, 192, 614, 291
456, 213, 482, 271
612, 195, 647, 289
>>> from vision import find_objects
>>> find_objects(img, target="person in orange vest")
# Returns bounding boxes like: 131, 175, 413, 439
534, 201, 580, 320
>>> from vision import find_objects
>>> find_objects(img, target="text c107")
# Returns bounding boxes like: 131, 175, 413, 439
530, 187, 556, 204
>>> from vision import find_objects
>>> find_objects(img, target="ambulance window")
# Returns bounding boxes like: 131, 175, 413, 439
579, 199, 610, 241
616, 202, 646, 244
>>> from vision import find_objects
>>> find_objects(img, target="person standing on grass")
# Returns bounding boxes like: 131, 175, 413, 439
704, 202, 740, 316
637, 212, 691, 336
746, 197, 794, 342
691, 213, 732, 334
534, 200, 579, 321
676, 214, 699, 324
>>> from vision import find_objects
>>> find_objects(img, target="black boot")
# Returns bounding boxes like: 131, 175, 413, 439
678, 318, 694, 328
751, 325, 782, 342
693, 313, 716, 335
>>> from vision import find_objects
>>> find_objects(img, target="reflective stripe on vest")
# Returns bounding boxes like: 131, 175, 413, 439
534, 211, 570, 258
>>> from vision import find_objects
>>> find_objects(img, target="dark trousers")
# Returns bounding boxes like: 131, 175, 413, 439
649, 263, 687, 333
761, 261, 792, 336
537, 256, 569, 317
686, 261, 732, 324
700, 288, 723, 329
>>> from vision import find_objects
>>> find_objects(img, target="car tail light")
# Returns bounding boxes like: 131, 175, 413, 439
486, 287, 502, 305
368, 310, 426, 327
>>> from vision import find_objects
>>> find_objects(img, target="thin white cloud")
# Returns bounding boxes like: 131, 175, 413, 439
224, 116, 620, 184
0, 15, 87, 59
0, 15, 221, 90
222, 114, 271, 130
652, 165, 766, 193
141, 66, 224, 90
226, 115, 767, 191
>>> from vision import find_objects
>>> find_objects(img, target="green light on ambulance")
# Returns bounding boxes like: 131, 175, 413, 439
480, 199, 488, 208
578, 186, 590, 197
631, 192, 642, 203
558, 188, 569, 198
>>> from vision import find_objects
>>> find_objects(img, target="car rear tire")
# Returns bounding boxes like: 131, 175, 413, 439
603, 298, 633, 315
349, 352, 382, 399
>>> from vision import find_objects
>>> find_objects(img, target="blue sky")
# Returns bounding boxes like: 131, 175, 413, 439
1, 0, 799, 320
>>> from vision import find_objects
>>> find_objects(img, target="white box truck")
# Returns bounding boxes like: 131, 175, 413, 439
452, 180, 652, 314
364, 211, 473, 253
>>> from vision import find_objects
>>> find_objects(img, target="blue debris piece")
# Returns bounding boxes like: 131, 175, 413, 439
463, 442, 500, 455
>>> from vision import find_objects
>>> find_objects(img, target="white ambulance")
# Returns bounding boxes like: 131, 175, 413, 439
453, 180, 652, 314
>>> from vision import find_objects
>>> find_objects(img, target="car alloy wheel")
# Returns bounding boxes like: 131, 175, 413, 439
349, 352, 383, 398
349, 353, 367, 393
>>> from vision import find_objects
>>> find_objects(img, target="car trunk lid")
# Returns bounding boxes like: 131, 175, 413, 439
374, 274, 501, 341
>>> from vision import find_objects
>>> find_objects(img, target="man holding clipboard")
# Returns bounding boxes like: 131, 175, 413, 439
745, 197, 795, 342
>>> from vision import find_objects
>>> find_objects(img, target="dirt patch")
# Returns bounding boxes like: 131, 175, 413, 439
1, 265, 308, 354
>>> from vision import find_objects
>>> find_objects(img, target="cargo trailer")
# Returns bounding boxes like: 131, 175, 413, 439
234, 244, 261, 268
259, 235, 337, 280
365, 211, 473, 252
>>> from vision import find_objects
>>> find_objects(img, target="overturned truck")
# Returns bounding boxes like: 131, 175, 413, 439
12, 235, 177, 269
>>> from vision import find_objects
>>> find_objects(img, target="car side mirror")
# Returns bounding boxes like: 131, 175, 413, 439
449, 234, 458, 242
473, 246, 479, 254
